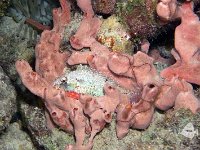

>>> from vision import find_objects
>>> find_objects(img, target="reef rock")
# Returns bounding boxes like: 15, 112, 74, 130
0, 122, 36, 150
0, 66, 17, 133
0, 17, 34, 82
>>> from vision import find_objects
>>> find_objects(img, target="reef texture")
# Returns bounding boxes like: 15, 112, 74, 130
0, 0, 10, 17
15, 0, 200, 150
0, 66, 17, 133
96, 15, 133, 54
115, 0, 162, 43
19, 97, 74, 150
0, 17, 34, 82
92, 0, 116, 15
0, 122, 36, 150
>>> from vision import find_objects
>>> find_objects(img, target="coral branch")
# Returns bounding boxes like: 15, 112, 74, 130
16, 0, 74, 140
52, 0, 71, 32
70, 17, 101, 50
77, 0, 94, 17
16, 60, 49, 98
16, 60, 74, 133
156, 0, 180, 21
116, 83, 159, 139
155, 77, 200, 113
34, 0, 71, 83
160, 2, 200, 85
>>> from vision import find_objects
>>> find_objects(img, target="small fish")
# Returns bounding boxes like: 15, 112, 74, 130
180, 122, 198, 139
65, 91, 80, 100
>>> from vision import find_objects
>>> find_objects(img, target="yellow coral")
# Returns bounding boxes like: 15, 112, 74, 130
97, 15, 133, 54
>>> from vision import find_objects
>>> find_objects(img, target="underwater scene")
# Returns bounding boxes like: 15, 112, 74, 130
0, 0, 200, 150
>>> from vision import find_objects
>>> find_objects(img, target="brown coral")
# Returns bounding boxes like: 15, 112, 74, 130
92, 0, 116, 14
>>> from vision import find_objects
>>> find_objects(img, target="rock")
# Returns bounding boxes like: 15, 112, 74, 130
0, 122, 36, 150
0, 16, 20, 36
0, 17, 35, 82
0, 66, 17, 133
194, 87, 200, 99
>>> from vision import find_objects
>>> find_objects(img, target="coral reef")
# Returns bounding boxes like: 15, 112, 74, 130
13, 0, 200, 150
0, 0, 10, 17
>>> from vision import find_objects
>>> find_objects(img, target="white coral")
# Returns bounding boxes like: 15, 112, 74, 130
54, 65, 107, 96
